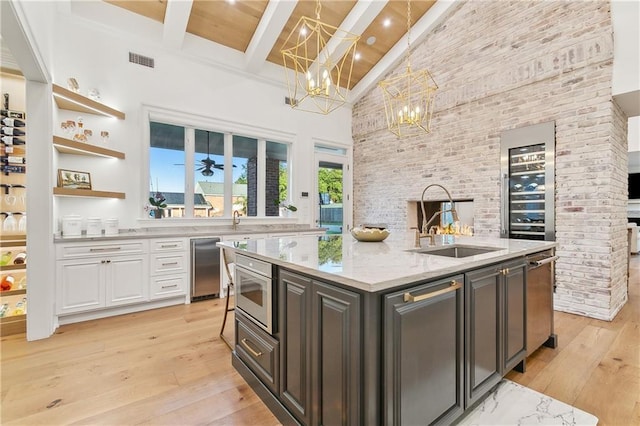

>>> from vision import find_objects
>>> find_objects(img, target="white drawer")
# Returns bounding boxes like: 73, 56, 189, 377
57, 240, 147, 259
150, 275, 187, 300
150, 238, 187, 253
150, 253, 187, 275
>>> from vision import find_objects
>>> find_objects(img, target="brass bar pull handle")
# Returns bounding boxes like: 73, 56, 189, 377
404, 280, 462, 303
90, 247, 122, 252
241, 338, 263, 357
529, 255, 558, 267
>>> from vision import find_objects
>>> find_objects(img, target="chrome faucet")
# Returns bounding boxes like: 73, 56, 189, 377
417, 184, 459, 247
232, 210, 240, 230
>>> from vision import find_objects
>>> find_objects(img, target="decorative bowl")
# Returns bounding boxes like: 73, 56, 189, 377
350, 227, 390, 242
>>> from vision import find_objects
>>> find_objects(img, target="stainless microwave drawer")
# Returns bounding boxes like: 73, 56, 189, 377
236, 254, 272, 278
235, 312, 279, 394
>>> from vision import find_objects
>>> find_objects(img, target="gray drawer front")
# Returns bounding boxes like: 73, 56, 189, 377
236, 312, 279, 394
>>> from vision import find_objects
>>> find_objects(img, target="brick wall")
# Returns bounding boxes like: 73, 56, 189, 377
352, 0, 628, 320
247, 157, 257, 216
266, 158, 281, 216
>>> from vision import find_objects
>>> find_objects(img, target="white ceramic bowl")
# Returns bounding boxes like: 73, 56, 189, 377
351, 227, 390, 242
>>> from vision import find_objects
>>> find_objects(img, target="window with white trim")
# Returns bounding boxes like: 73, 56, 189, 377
148, 120, 292, 219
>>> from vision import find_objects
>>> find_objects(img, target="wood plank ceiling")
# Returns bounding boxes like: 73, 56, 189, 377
104, 0, 436, 90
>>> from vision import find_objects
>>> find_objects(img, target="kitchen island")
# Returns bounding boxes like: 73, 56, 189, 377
218, 233, 557, 425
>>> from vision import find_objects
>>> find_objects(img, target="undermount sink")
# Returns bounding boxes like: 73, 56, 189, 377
408, 245, 502, 258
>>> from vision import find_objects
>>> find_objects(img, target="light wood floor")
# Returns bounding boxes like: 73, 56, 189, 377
1, 257, 638, 425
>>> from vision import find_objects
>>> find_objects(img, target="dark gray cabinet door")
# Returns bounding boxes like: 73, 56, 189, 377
311, 281, 361, 426
384, 275, 464, 426
503, 259, 527, 372
465, 265, 502, 408
279, 270, 312, 425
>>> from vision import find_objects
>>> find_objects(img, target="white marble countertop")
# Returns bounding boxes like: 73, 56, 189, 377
53, 225, 324, 243
218, 232, 557, 293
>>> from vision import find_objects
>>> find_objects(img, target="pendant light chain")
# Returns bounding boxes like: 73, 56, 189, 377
406, 0, 412, 72
316, 0, 321, 20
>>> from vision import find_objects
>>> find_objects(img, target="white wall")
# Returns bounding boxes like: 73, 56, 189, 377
14, 2, 354, 340
36, 4, 353, 231
629, 117, 640, 152
612, 0, 640, 96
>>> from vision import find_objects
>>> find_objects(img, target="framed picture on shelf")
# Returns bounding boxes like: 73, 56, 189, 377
57, 169, 92, 190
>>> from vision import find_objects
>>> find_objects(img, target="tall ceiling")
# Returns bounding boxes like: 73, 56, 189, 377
1, 1, 459, 104
99, 0, 455, 103
106, 0, 435, 89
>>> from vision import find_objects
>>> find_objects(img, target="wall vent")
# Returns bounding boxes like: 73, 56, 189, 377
285, 96, 298, 107
129, 52, 155, 68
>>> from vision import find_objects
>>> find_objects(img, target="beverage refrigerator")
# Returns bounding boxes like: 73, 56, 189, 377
500, 121, 556, 241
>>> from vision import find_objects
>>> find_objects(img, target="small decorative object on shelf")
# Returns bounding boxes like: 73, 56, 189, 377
73, 117, 88, 142
67, 77, 80, 93
100, 130, 109, 143
57, 168, 92, 190
88, 88, 101, 101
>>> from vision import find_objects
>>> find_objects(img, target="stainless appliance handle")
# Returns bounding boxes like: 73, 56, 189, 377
528, 255, 559, 267
501, 173, 509, 236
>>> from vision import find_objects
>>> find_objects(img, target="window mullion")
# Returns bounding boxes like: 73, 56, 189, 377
185, 128, 195, 218
224, 133, 233, 218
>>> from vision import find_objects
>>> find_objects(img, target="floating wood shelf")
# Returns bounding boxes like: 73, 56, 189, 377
53, 84, 125, 120
53, 187, 126, 199
0, 235, 26, 244
0, 313, 26, 335
0, 288, 26, 297
53, 136, 125, 159
0, 264, 26, 272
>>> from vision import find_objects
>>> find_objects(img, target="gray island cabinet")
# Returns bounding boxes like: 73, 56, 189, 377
221, 234, 556, 425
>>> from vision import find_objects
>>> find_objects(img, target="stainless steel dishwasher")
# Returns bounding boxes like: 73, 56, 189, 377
191, 237, 221, 301
526, 250, 559, 355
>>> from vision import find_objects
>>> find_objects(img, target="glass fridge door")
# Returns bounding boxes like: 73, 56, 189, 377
508, 144, 546, 240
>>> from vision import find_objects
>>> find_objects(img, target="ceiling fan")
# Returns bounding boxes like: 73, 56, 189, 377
198, 131, 224, 177
173, 131, 236, 176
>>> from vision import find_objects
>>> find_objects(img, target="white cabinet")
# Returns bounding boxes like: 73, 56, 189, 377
107, 256, 148, 306
57, 259, 104, 314
149, 237, 188, 300
56, 240, 148, 315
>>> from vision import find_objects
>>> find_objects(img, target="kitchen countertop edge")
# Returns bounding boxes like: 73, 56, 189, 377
219, 235, 557, 293
53, 226, 326, 243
